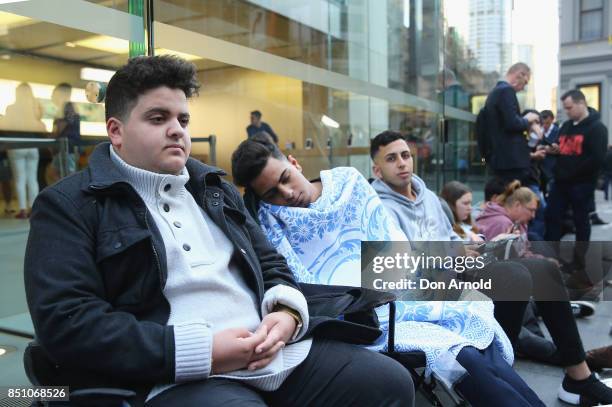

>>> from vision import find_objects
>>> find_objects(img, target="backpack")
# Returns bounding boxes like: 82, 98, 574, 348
475, 106, 492, 163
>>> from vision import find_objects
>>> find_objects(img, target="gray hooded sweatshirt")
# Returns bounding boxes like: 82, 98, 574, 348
372, 175, 461, 242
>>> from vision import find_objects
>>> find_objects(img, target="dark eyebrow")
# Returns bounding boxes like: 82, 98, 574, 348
143, 108, 171, 116
262, 168, 289, 199
385, 150, 410, 160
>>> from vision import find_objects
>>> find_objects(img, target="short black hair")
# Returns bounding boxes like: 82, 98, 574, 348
484, 177, 509, 202
105, 55, 200, 121
231, 134, 285, 187
370, 130, 407, 159
540, 110, 554, 119
560, 89, 586, 104
521, 109, 540, 119
250, 110, 262, 118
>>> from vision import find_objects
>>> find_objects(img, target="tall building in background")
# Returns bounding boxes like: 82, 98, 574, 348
559, 0, 611, 138
468, 0, 513, 74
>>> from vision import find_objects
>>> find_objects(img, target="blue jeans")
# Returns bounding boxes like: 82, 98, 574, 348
455, 345, 545, 406
527, 185, 546, 241
603, 174, 612, 200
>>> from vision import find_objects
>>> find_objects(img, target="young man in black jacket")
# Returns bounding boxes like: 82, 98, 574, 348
483, 62, 540, 184
545, 89, 608, 288
24, 55, 414, 407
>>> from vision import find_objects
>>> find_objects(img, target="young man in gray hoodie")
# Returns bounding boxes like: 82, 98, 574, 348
371, 131, 612, 406
369, 131, 551, 406
370, 130, 460, 242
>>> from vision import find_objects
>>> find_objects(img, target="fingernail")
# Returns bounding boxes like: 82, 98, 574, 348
249, 364, 256, 371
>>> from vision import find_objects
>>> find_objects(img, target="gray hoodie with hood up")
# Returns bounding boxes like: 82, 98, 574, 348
372, 175, 461, 241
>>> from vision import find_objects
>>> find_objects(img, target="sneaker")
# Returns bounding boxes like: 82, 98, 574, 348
571, 301, 596, 318
591, 214, 608, 225
570, 301, 595, 318
15, 210, 27, 219
586, 345, 612, 371
558, 373, 612, 405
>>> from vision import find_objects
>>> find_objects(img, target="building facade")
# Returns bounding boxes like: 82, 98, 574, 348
559, 0, 612, 139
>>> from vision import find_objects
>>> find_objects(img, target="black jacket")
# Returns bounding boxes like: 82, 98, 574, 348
24, 143, 392, 405
554, 108, 608, 184
484, 81, 531, 170
22, 143, 297, 401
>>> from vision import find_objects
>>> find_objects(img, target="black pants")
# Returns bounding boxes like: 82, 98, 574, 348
493, 258, 586, 367
146, 339, 415, 407
492, 167, 534, 187
545, 181, 595, 271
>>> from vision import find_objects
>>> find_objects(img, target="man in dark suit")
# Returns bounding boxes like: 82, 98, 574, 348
483, 62, 540, 184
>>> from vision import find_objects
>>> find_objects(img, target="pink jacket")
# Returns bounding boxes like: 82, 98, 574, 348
475, 202, 534, 258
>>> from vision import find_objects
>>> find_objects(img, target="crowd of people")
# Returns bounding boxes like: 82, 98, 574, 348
23, 56, 612, 406
0, 81, 81, 219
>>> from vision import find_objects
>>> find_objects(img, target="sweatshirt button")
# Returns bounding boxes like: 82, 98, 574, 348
213, 192, 220, 198
164, 184, 171, 192
114, 242, 122, 249
183, 243, 191, 251
173, 221, 182, 228
163, 204, 170, 212
212, 202, 219, 206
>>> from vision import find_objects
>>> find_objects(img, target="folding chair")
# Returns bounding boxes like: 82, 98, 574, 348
382, 301, 468, 407
23, 340, 136, 407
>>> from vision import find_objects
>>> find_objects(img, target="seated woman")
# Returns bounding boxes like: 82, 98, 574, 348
439, 181, 484, 243
472, 180, 612, 406
231, 137, 544, 407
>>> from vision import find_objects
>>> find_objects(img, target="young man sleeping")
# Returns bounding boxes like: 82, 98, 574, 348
230, 136, 544, 407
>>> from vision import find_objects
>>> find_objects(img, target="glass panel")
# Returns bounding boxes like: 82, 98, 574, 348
154, 0, 444, 103
390, 106, 442, 188
581, 0, 603, 11
580, 10, 603, 40
154, 0, 339, 75
0, 4, 143, 385
84, 0, 130, 12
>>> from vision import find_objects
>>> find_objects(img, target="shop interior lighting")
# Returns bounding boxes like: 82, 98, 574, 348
321, 114, 340, 129
80, 67, 115, 83
0, 345, 16, 357
73, 35, 202, 60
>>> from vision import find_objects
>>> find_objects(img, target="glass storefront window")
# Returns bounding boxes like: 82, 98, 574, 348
0, 4, 143, 382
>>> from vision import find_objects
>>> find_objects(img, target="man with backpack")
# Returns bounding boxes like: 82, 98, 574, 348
477, 62, 540, 183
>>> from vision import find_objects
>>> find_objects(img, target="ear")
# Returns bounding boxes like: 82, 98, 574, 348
106, 117, 123, 148
287, 154, 302, 172
372, 163, 382, 179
